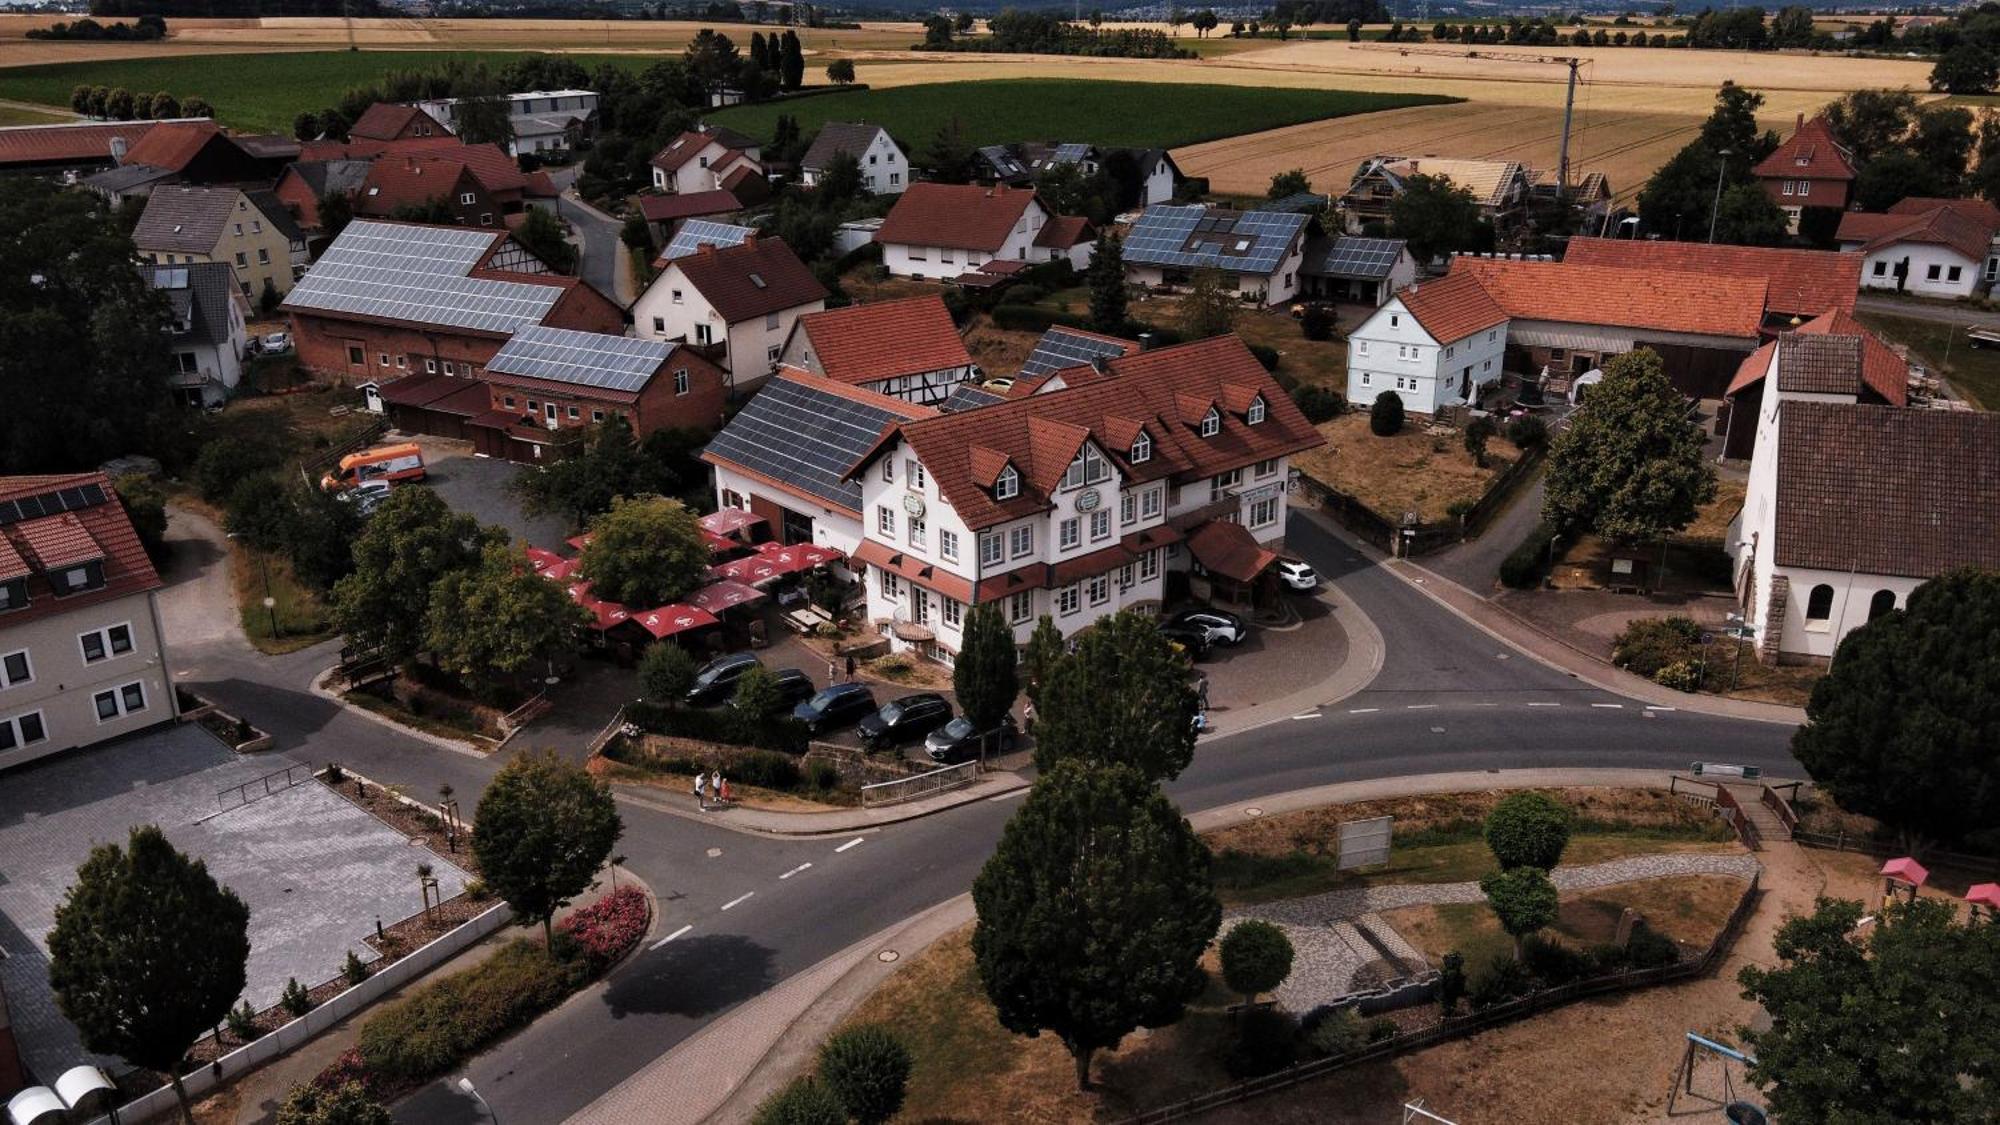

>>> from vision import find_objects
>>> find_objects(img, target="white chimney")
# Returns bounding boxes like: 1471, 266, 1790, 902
108, 136, 128, 165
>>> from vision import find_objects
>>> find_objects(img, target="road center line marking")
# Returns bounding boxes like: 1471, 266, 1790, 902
1591, 703, 1624, 709
1644, 706, 1678, 712
780, 863, 812, 880
1406, 704, 1437, 710
721, 892, 754, 911
989, 788, 1030, 802
1348, 707, 1379, 714
1526, 702, 1560, 707
650, 924, 691, 950
1290, 712, 1320, 721
834, 837, 865, 853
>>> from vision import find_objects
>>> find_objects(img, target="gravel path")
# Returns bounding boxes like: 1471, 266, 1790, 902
1227, 852, 1763, 1013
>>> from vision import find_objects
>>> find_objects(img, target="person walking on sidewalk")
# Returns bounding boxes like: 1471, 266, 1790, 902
718, 773, 732, 805
693, 770, 707, 811
828, 657, 838, 685
845, 654, 857, 682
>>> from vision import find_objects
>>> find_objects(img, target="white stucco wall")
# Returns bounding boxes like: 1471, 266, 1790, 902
1346, 298, 1507, 414
882, 198, 1050, 279
712, 464, 863, 556
1851, 241, 1982, 298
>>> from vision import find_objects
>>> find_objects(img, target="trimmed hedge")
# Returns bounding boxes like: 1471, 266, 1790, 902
624, 700, 808, 755
1610, 616, 1704, 678
356, 941, 579, 1084
1499, 521, 1558, 589
1292, 384, 1343, 423
1247, 343, 1281, 372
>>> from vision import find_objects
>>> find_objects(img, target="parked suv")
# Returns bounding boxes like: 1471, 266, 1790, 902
857, 692, 954, 750
1275, 559, 1319, 591
731, 667, 815, 712
924, 714, 1017, 765
686, 652, 761, 706
792, 682, 877, 735
1157, 619, 1212, 660
1168, 609, 1249, 647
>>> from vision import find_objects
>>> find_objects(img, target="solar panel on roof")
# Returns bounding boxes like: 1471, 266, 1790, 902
1313, 236, 1406, 280
941, 384, 1005, 412
0, 481, 107, 527
1124, 206, 1307, 276
487, 326, 673, 394
703, 377, 908, 511
662, 220, 754, 261
1018, 326, 1134, 380
285, 221, 562, 335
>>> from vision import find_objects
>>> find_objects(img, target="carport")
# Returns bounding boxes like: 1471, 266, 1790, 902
377, 373, 493, 441
1187, 520, 1279, 609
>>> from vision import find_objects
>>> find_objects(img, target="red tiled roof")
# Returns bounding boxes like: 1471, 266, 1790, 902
350, 102, 440, 141
524, 169, 558, 198
851, 538, 976, 603
119, 120, 224, 172
1837, 202, 2000, 264
1888, 196, 2000, 225
299, 136, 528, 193
0, 471, 163, 630
671, 236, 828, 323
650, 127, 757, 174
794, 295, 971, 386
1775, 402, 2000, 577
638, 189, 742, 223
877, 183, 1043, 253
300, 134, 461, 161
1563, 237, 1860, 317
1727, 310, 1908, 404
1751, 114, 1856, 183
850, 335, 1323, 531
1034, 214, 1096, 249
1450, 257, 1765, 339
0, 119, 161, 167
1396, 271, 1509, 343
1187, 519, 1278, 583
356, 155, 478, 214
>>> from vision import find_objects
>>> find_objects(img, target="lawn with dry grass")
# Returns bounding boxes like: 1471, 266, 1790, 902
1549, 477, 1743, 595
840, 926, 1239, 1123
1206, 787, 1739, 905
1293, 410, 1518, 524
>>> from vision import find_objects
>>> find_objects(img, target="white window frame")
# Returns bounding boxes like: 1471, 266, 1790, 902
0, 649, 31, 689
675, 369, 690, 395
1255, 458, 1278, 478
1010, 590, 1033, 623
1090, 510, 1111, 541
1121, 492, 1136, 526
1247, 396, 1266, 425
942, 597, 963, 628
1139, 548, 1159, 580
1250, 497, 1280, 528
1010, 525, 1034, 557
940, 529, 959, 562
1059, 518, 1080, 550
1087, 574, 1110, 605
908, 517, 926, 548
881, 458, 894, 483
1131, 431, 1152, 463
0, 709, 48, 751
908, 461, 926, 490
93, 680, 147, 723
1199, 408, 1221, 438
1057, 584, 1081, 616
995, 465, 1019, 500
79, 623, 134, 664
878, 506, 896, 537
980, 532, 1003, 567
880, 569, 900, 598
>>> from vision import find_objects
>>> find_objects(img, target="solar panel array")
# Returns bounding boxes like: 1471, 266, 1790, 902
1313, 236, 1407, 281
284, 220, 562, 334
703, 376, 907, 511
978, 144, 1027, 179
662, 220, 756, 261
1051, 143, 1093, 165
941, 383, 1005, 413
0, 481, 108, 527
487, 325, 673, 393
1123, 205, 1309, 276
1018, 326, 1134, 380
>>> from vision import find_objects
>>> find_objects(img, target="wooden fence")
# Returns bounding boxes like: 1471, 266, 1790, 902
1119, 870, 1762, 1124
1296, 445, 1544, 558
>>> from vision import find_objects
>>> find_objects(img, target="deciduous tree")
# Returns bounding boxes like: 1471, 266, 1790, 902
1822, 88, 1919, 165
426, 542, 590, 698
473, 751, 623, 946
1220, 919, 1295, 1005
639, 639, 699, 704
1790, 568, 2000, 853
513, 206, 577, 274
1033, 611, 1200, 781
1484, 791, 1574, 871
1542, 348, 1715, 542
1932, 43, 1999, 96
1267, 168, 1311, 199
577, 495, 710, 608
1389, 172, 1488, 262
1369, 389, 1404, 436
276, 1081, 392, 1125
1479, 866, 1559, 959
825, 58, 856, 84
49, 826, 250, 1124
1739, 897, 2000, 1124
1855, 147, 1951, 212
1182, 267, 1237, 339
972, 760, 1221, 1089
331, 487, 500, 666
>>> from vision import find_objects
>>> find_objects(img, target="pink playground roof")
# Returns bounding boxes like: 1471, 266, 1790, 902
1880, 856, 1930, 887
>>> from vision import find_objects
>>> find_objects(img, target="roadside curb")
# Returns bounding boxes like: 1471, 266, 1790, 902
1206, 576, 1385, 739
308, 668, 495, 760
607, 771, 1034, 839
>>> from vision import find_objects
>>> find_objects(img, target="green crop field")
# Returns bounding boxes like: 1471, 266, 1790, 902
710, 79, 1457, 151
0, 50, 666, 135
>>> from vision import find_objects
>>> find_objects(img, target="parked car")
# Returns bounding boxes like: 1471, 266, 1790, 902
925, 714, 1017, 765
857, 692, 954, 750
335, 479, 393, 515
686, 652, 761, 706
731, 667, 815, 712
321, 442, 425, 491
1157, 620, 1212, 659
260, 331, 291, 354
793, 682, 877, 735
1169, 609, 1249, 647
1276, 559, 1319, 591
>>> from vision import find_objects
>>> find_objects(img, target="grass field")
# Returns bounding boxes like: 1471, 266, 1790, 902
709, 79, 1455, 150
0, 102, 67, 126
1854, 308, 2000, 410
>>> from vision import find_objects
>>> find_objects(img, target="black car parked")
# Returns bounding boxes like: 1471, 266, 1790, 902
686, 652, 761, 706
792, 681, 878, 735
857, 692, 954, 750
730, 667, 815, 712
1157, 620, 1212, 659
924, 714, 1018, 765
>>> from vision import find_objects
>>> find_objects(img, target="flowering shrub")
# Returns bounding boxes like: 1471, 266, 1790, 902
559, 887, 650, 971
312, 1047, 380, 1098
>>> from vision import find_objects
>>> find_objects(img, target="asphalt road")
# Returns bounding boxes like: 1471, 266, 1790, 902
160, 505, 1797, 1124
556, 193, 627, 308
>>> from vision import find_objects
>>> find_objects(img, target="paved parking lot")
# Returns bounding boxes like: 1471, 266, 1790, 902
411, 435, 570, 549
0, 725, 469, 1084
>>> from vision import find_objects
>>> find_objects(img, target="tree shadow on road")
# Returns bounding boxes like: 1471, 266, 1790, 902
600, 933, 777, 1019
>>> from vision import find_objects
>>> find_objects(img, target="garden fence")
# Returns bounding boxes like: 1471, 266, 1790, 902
859, 761, 979, 807
1789, 829, 2000, 879
1294, 446, 1543, 559
1119, 871, 1760, 1125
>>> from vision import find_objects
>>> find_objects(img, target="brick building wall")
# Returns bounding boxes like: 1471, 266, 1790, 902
1760, 176, 1848, 210
483, 348, 731, 438
291, 314, 511, 384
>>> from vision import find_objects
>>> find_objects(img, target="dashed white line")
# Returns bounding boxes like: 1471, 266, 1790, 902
834, 837, 865, 853
1591, 703, 1624, 709
721, 892, 754, 911
1348, 707, 1380, 714
1527, 702, 1561, 708
1645, 706, 1678, 712
1290, 712, 1321, 721
1406, 704, 1438, 710
780, 863, 812, 880
650, 924, 692, 950
989, 788, 1030, 802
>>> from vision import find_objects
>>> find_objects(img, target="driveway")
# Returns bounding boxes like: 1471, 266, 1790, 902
1854, 293, 2000, 329
557, 193, 630, 307
413, 437, 570, 549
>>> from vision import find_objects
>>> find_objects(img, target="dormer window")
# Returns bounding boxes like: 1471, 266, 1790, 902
1060, 445, 1110, 489
1247, 396, 1267, 425
1200, 408, 1221, 438
0, 578, 23, 612
1130, 432, 1152, 463
995, 465, 1019, 500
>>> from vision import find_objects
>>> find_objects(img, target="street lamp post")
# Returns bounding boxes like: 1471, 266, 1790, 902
1707, 148, 1734, 244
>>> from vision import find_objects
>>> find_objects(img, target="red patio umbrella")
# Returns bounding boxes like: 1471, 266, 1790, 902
699, 509, 767, 536
713, 553, 785, 585
632, 604, 720, 638
688, 579, 765, 612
